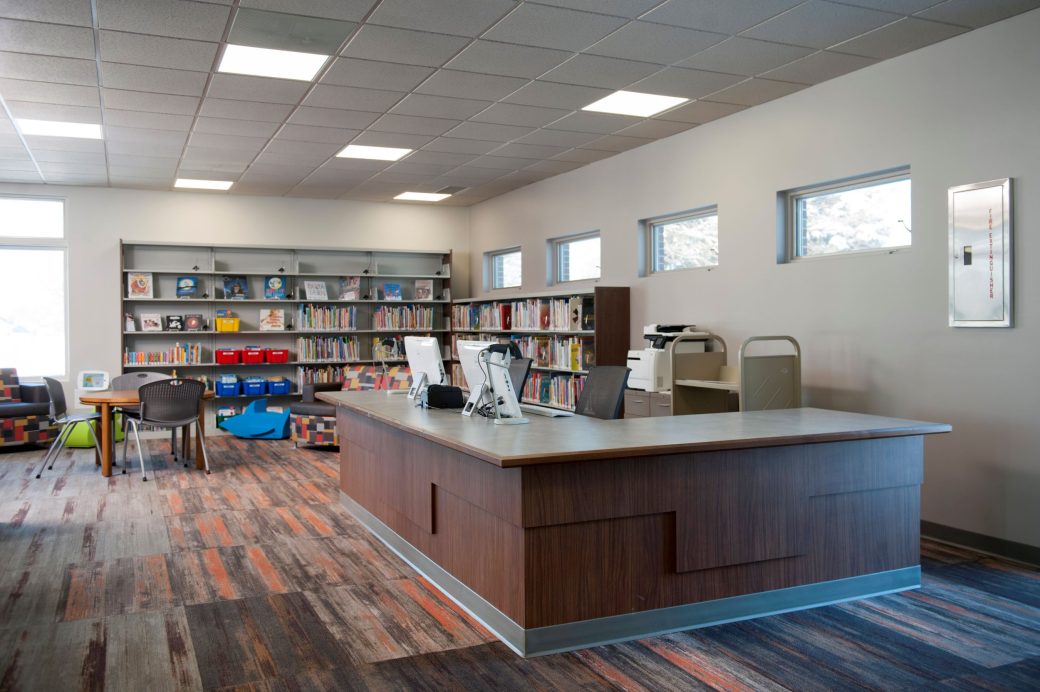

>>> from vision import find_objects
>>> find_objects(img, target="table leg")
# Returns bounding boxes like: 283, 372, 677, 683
93, 408, 101, 467
100, 403, 113, 477
195, 401, 206, 470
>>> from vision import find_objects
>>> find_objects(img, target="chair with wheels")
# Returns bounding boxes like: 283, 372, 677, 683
574, 366, 631, 420
123, 379, 210, 481
34, 378, 103, 478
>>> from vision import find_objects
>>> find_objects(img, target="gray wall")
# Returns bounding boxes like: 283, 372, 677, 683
468, 10, 1040, 548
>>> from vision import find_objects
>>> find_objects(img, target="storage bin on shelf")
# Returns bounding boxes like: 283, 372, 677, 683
215, 317, 240, 332
242, 347, 265, 364
242, 377, 266, 396
215, 375, 240, 396
266, 348, 289, 363
267, 378, 291, 395
215, 348, 241, 364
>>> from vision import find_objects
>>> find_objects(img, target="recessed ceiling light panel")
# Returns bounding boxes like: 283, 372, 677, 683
16, 119, 102, 139
337, 145, 412, 161
395, 192, 451, 202
581, 90, 689, 118
218, 44, 328, 81
175, 178, 234, 191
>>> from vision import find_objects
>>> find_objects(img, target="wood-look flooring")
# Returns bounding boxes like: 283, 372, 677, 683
1, 438, 1037, 691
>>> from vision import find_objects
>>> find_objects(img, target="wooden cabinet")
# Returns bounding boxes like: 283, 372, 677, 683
624, 390, 672, 418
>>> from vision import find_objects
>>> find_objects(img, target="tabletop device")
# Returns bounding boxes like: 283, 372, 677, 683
508, 357, 532, 396
404, 336, 446, 400
457, 340, 527, 424
627, 325, 707, 392
78, 371, 110, 391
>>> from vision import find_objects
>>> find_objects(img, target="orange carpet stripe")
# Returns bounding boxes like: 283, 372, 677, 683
246, 546, 287, 593
201, 548, 236, 601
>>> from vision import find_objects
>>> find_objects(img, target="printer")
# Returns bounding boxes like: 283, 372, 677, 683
627, 325, 705, 392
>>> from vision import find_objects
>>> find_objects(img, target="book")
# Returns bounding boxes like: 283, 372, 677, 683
127, 272, 152, 299
339, 276, 361, 300
539, 302, 550, 330
176, 276, 198, 298
165, 314, 184, 331
259, 308, 285, 331
140, 313, 162, 331
223, 276, 248, 299
184, 314, 204, 331
124, 313, 136, 332
304, 280, 328, 300
264, 276, 287, 300
383, 282, 402, 301
414, 279, 433, 301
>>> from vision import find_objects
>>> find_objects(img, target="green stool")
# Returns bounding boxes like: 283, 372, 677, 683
65, 414, 124, 447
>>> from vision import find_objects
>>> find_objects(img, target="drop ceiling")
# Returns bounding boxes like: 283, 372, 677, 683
0, 0, 1036, 206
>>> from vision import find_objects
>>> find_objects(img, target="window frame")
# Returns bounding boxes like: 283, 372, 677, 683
485, 246, 522, 291
550, 230, 601, 285
0, 195, 69, 380
645, 205, 720, 275
783, 167, 911, 262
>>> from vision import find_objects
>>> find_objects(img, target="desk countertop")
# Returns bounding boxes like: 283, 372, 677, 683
317, 391, 950, 468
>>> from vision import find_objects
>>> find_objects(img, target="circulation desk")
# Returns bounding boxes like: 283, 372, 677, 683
318, 391, 950, 657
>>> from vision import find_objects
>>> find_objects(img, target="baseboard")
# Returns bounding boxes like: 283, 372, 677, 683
922, 520, 1040, 567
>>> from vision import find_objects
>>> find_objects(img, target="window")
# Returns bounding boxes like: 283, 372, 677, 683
647, 207, 719, 273
0, 197, 67, 378
785, 168, 911, 260
487, 248, 522, 290
553, 232, 600, 283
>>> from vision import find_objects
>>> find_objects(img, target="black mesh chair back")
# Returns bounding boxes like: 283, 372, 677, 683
112, 371, 169, 391
138, 379, 205, 427
35, 378, 102, 478
43, 377, 68, 420
574, 366, 631, 420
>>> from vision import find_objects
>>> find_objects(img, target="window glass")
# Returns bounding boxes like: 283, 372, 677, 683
489, 249, 521, 289
0, 247, 66, 377
556, 233, 600, 283
0, 197, 64, 238
650, 209, 718, 272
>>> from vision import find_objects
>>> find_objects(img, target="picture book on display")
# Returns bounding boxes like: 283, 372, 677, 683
383, 282, 402, 301
140, 313, 162, 332
339, 276, 361, 300
414, 279, 433, 301
176, 276, 198, 298
127, 272, 152, 299
264, 276, 287, 300
304, 280, 328, 300
165, 315, 184, 331
124, 313, 136, 332
185, 314, 204, 331
223, 276, 248, 299
259, 309, 285, 331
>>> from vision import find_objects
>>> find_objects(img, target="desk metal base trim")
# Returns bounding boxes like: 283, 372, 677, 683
341, 491, 920, 657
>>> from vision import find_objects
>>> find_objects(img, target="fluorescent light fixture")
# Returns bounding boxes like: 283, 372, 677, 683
218, 43, 328, 81
337, 144, 412, 161
16, 118, 102, 139
581, 90, 689, 118
175, 178, 234, 191
395, 192, 451, 202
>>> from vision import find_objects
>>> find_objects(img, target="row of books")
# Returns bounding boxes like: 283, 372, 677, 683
452, 296, 594, 332
123, 343, 204, 365
294, 364, 414, 390
373, 305, 436, 330
522, 371, 585, 410
510, 335, 594, 371
295, 336, 360, 362
127, 273, 441, 302
296, 305, 358, 331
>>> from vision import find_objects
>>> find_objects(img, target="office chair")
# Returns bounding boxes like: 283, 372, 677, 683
574, 366, 630, 420
123, 379, 210, 481
112, 371, 182, 459
35, 378, 103, 478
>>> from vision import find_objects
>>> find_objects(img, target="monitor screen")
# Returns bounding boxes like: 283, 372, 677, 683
509, 358, 532, 399
457, 340, 495, 403
78, 371, 109, 391
404, 336, 446, 399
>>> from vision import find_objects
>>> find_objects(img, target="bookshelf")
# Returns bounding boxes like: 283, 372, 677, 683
120, 241, 452, 410
451, 286, 629, 411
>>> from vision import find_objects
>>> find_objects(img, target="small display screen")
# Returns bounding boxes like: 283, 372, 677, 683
81, 372, 108, 389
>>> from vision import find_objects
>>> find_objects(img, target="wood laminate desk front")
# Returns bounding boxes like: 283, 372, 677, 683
319, 391, 951, 656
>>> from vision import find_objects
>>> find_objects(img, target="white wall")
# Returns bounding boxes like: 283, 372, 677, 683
0, 183, 471, 400
469, 10, 1040, 548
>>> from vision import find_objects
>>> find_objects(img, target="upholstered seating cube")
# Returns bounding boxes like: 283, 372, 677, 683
289, 382, 341, 447
0, 368, 60, 447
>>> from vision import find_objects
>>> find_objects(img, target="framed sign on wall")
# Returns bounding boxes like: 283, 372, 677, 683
948, 178, 1012, 327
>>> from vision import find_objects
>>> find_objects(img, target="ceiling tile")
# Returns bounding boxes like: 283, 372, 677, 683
322, 156, 392, 172
188, 131, 269, 152
677, 37, 814, 76
38, 162, 108, 176
470, 103, 571, 128
369, 170, 440, 184
0, 78, 99, 107
502, 81, 611, 110
199, 98, 295, 122
483, 4, 627, 52
443, 121, 535, 142
702, 78, 806, 106
549, 111, 638, 134
656, 99, 747, 123
101, 88, 200, 115
6, 101, 101, 122
350, 131, 435, 149
0, 52, 97, 86
580, 133, 653, 152
444, 41, 572, 79
96, 0, 231, 41
0, 18, 95, 59
321, 58, 433, 91
25, 136, 105, 153
209, 74, 311, 105
265, 139, 340, 160
238, 0, 376, 22
288, 106, 381, 129
468, 155, 536, 170
180, 146, 252, 165
628, 67, 744, 99
105, 109, 194, 131
415, 70, 529, 101
108, 153, 180, 168
400, 150, 476, 166
390, 93, 493, 119
541, 54, 661, 90
278, 123, 361, 143
515, 128, 601, 147
0, 0, 93, 26
341, 25, 469, 67
193, 117, 281, 137
101, 63, 208, 97
527, 0, 663, 18
420, 137, 501, 155
368, 114, 461, 136
839, 0, 941, 11
382, 161, 455, 176
32, 149, 106, 164
0, 170, 43, 182
615, 119, 696, 139
832, 17, 968, 59
227, 8, 355, 55
432, 166, 506, 184
487, 142, 568, 159
106, 126, 187, 148
643, 0, 804, 34
98, 30, 218, 72
521, 159, 583, 175
740, 1, 901, 49
760, 51, 877, 84
917, 0, 1040, 27
586, 21, 727, 64
367, 0, 516, 37
303, 84, 404, 111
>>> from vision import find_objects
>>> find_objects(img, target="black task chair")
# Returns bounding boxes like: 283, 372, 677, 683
123, 379, 210, 481
34, 378, 103, 478
111, 372, 183, 459
574, 366, 631, 420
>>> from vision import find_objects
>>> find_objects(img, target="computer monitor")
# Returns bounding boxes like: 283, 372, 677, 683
509, 358, 532, 400
457, 340, 495, 412
78, 371, 110, 391
404, 336, 446, 399
458, 340, 525, 423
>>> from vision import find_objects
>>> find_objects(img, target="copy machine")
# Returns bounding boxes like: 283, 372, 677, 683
627, 325, 705, 392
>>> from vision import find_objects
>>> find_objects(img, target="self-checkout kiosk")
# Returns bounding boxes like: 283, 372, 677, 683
627, 325, 707, 392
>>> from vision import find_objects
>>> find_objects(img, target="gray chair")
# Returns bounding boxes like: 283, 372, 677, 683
34, 377, 103, 478
574, 366, 631, 420
112, 372, 181, 459
123, 379, 210, 481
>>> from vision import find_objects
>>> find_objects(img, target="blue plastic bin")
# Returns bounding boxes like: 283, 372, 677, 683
215, 380, 240, 396
267, 378, 291, 395
242, 378, 266, 396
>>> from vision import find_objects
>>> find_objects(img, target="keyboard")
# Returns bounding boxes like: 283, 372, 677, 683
520, 403, 575, 417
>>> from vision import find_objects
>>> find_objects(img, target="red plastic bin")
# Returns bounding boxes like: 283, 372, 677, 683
266, 348, 289, 363
215, 349, 241, 365
242, 348, 265, 364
